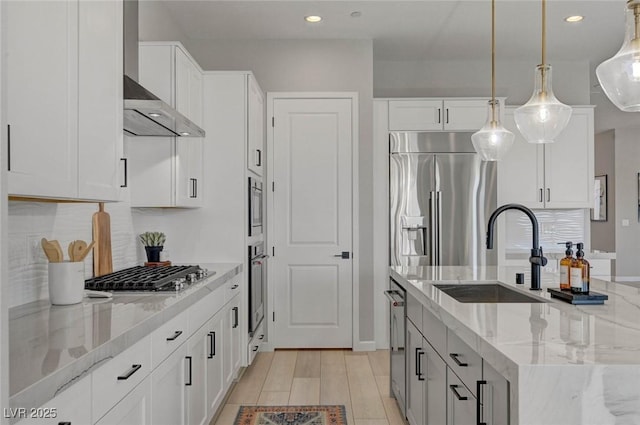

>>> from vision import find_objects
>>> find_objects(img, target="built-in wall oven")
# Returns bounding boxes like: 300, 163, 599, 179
248, 177, 263, 236
386, 278, 406, 415
248, 241, 268, 336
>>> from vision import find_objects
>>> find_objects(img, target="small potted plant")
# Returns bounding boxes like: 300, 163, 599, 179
139, 231, 166, 263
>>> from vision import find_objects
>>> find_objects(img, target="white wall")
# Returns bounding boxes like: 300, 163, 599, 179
591, 130, 616, 253
138, 1, 189, 46
374, 59, 591, 105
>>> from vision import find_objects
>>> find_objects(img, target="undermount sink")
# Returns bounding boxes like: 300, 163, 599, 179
434, 283, 548, 303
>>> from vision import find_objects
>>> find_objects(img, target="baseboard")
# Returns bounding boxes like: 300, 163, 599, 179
352, 340, 376, 351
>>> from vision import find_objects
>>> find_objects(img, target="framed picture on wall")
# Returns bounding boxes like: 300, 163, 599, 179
591, 175, 607, 221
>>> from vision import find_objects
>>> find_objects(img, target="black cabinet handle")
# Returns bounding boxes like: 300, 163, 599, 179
547, 188, 551, 202
58, 422, 71, 425
417, 350, 425, 381
449, 353, 468, 367
477, 380, 487, 425
208, 331, 216, 358
256, 149, 262, 167
539, 188, 543, 202
437, 108, 441, 124
120, 158, 128, 188
259, 334, 264, 340
7, 124, 11, 171
252, 346, 259, 352
166, 330, 183, 341
194, 178, 198, 198
446, 108, 450, 124
233, 307, 239, 328
117, 364, 141, 380
450, 384, 468, 401
231, 284, 239, 289
190, 178, 197, 198
185, 356, 192, 386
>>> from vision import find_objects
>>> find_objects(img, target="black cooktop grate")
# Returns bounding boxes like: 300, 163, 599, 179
84, 265, 201, 291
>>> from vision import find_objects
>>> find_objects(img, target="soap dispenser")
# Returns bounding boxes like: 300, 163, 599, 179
570, 243, 590, 294
559, 242, 574, 291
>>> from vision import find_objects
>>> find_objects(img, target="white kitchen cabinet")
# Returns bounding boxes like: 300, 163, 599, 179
16, 375, 91, 425
247, 74, 265, 176
129, 42, 204, 208
205, 310, 225, 416
447, 369, 476, 425
151, 344, 188, 425
95, 377, 152, 425
186, 324, 209, 425
405, 320, 424, 425
498, 106, 594, 209
388, 99, 496, 132
4, 0, 124, 201
223, 295, 242, 389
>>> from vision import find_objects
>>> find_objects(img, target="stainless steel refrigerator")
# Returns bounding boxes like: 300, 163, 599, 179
390, 132, 497, 268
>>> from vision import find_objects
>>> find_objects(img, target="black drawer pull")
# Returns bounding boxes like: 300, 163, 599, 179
417, 350, 425, 381
450, 384, 468, 401
253, 346, 259, 352
208, 331, 216, 358
450, 353, 468, 367
231, 284, 239, 289
58, 422, 71, 425
117, 364, 141, 380
185, 356, 192, 386
259, 334, 264, 340
477, 380, 487, 425
120, 158, 128, 188
233, 306, 239, 328
166, 330, 183, 341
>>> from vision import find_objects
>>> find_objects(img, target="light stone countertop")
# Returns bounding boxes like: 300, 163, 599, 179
391, 265, 640, 425
8, 262, 242, 412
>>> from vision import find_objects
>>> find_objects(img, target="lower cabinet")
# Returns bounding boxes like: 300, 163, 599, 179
186, 324, 210, 425
447, 370, 476, 425
16, 375, 91, 425
205, 310, 225, 416
95, 377, 152, 425
151, 344, 188, 425
406, 321, 423, 425
223, 295, 241, 389
424, 341, 447, 425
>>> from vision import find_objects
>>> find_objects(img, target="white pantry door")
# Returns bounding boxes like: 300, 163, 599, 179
271, 97, 354, 348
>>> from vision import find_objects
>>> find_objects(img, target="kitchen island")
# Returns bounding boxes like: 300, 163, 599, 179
8, 263, 242, 423
392, 265, 640, 425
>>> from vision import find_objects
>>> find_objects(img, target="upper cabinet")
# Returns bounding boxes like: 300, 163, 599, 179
498, 106, 594, 209
4, 0, 124, 201
247, 74, 265, 177
388, 99, 496, 131
128, 42, 204, 208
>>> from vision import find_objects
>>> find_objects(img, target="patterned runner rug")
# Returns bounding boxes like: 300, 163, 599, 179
234, 405, 347, 425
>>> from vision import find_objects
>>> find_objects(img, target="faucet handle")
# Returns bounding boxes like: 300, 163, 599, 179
530, 247, 548, 267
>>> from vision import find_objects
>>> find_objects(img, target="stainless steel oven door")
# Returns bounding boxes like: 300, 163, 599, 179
249, 255, 266, 336
248, 177, 263, 236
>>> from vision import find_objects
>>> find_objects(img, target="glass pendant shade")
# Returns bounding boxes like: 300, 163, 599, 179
596, 0, 640, 112
472, 100, 514, 161
514, 64, 572, 144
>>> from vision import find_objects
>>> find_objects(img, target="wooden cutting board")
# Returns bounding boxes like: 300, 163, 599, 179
93, 203, 113, 277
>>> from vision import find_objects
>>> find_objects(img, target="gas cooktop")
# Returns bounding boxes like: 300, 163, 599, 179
84, 265, 210, 292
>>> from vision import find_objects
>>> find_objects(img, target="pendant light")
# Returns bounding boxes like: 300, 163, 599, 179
596, 0, 640, 112
471, 0, 514, 161
514, 0, 572, 144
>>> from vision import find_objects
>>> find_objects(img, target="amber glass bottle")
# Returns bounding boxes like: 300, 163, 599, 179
570, 243, 590, 294
559, 242, 573, 291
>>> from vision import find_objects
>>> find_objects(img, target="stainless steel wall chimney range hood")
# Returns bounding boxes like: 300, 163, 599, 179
123, 0, 205, 137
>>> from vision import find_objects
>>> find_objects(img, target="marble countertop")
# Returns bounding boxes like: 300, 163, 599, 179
391, 266, 640, 425
9, 262, 242, 411
505, 251, 616, 260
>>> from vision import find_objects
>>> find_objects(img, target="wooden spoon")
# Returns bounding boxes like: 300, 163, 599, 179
50, 240, 64, 262
77, 241, 95, 262
69, 240, 87, 262
41, 238, 61, 263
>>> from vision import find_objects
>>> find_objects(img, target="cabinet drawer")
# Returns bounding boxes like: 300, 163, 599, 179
151, 310, 188, 368
189, 285, 225, 335
16, 375, 91, 425
446, 330, 482, 390
389, 100, 442, 131
422, 307, 446, 355
447, 368, 477, 423
406, 292, 422, 330
224, 275, 241, 303
92, 335, 152, 421
247, 320, 265, 365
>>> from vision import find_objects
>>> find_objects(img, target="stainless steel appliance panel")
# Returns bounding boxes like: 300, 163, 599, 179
386, 279, 406, 415
248, 177, 263, 236
248, 242, 267, 336
390, 153, 435, 267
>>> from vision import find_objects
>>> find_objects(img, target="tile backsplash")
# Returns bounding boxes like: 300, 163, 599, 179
504, 209, 587, 254
8, 201, 140, 307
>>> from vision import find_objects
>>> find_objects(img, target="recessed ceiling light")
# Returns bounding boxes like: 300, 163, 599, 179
148, 112, 161, 118
180, 132, 190, 136
304, 15, 322, 23
565, 15, 584, 23
350, 11, 361, 18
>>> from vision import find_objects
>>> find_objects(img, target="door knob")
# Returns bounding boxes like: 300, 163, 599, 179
334, 251, 350, 259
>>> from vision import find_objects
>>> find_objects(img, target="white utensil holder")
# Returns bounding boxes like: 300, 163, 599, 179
48, 261, 85, 305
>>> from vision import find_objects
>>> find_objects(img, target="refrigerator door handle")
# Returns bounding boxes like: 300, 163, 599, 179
429, 192, 437, 266
436, 191, 442, 266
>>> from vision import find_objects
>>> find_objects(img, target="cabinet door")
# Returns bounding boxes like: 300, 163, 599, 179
77, 0, 123, 201
544, 108, 594, 209
151, 344, 188, 425
95, 377, 152, 425
447, 371, 476, 425
16, 375, 91, 425
443, 99, 489, 131
139, 44, 174, 105
186, 326, 208, 425
389, 100, 443, 131
424, 341, 447, 425
247, 74, 265, 176
406, 320, 424, 425
231, 297, 242, 377
175, 138, 203, 207
206, 310, 225, 415
223, 296, 241, 389
127, 138, 175, 207
5, 0, 78, 199
481, 361, 510, 425
498, 110, 545, 208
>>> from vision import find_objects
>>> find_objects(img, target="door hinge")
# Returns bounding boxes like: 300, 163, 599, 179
272, 311, 275, 322
272, 117, 275, 127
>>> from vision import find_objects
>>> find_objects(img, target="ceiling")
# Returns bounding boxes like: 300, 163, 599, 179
158, 1, 626, 65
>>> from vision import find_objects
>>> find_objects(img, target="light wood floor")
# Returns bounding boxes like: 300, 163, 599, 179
212, 349, 405, 425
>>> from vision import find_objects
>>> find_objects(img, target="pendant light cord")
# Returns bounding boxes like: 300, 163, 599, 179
541, 0, 546, 66
491, 0, 496, 123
